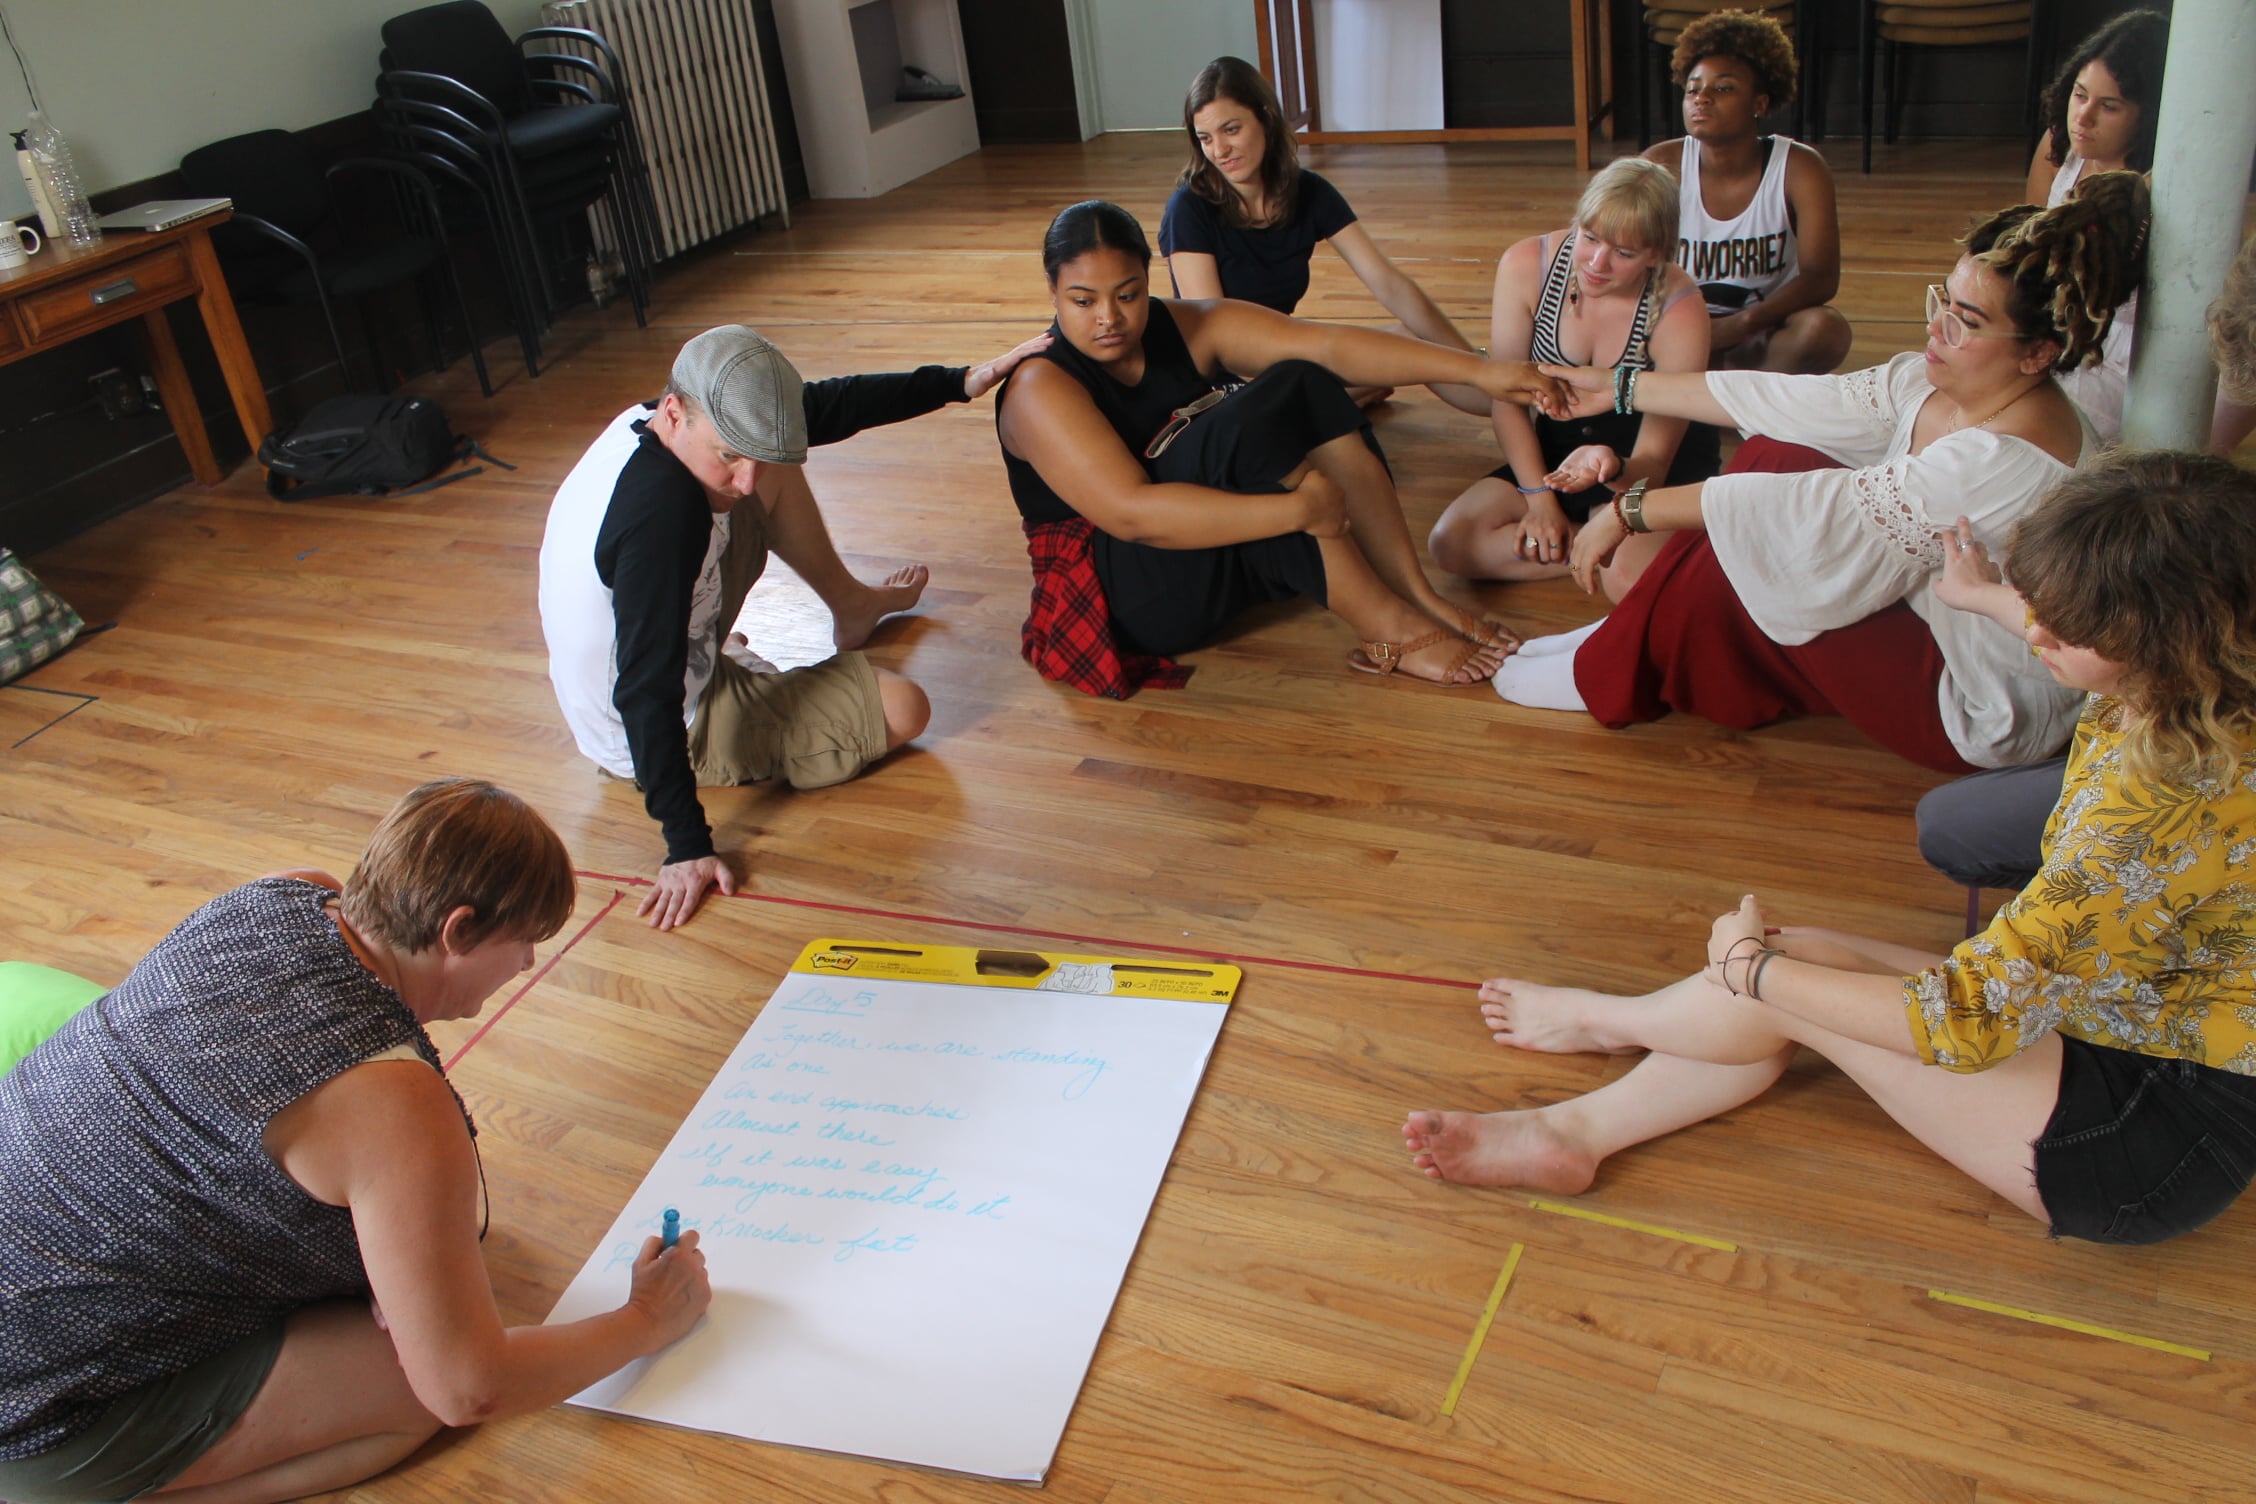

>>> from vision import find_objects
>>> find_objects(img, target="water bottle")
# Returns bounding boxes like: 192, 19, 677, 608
24, 111, 100, 247
11, 129, 61, 238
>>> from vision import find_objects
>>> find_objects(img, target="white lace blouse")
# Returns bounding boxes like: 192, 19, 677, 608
1701, 353, 2093, 767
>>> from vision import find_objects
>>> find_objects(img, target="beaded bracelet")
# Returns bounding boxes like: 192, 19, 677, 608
1612, 365, 1640, 416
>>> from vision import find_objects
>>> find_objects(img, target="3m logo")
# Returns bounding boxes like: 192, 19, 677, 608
811, 952, 859, 971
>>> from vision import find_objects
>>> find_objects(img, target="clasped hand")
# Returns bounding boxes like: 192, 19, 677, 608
1532, 364, 1617, 421
1703, 894, 1769, 993
1479, 358, 1571, 412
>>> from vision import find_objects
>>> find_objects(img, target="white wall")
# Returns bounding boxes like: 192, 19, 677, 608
1310, 0, 1440, 132
0, 0, 543, 223
1073, 0, 1256, 133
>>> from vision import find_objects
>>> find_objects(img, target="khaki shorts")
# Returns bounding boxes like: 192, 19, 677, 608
0, 1322, 283, 1503
688, 649, 886, 790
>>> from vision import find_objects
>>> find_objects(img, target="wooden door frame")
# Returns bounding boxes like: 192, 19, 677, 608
1254, 0, 1612, 170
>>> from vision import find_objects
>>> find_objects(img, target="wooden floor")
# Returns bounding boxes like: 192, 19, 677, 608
8, 134, 2253, 1503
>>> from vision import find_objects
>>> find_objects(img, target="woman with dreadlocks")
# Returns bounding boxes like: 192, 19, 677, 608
1493, 173, 2148, 775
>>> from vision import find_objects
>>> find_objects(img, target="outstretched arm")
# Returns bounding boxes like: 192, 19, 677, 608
1180, 297, 1562, 408
1327, 222, 1477, 352
1539, 363, 1736, 426
997, 360, 1342, 549
963, 332, 1055, 400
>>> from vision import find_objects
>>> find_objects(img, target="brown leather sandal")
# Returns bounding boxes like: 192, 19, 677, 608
1439, 602, 1521, 653
1349, 629, 1495, 685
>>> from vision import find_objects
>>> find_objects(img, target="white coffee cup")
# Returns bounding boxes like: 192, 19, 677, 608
0, 219, 39, 269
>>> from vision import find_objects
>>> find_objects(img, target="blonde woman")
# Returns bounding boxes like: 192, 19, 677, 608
1410, 451, 2256, 1247
1429, 158, 1717, 581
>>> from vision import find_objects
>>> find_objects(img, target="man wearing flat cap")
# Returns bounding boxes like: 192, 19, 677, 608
540, 325, 1048, 931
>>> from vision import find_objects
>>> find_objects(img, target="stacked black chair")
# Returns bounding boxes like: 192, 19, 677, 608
179, 128, 492, 397
1859, 0, 2051, 173
375, 0, 660, 344
372, 94, 553, 379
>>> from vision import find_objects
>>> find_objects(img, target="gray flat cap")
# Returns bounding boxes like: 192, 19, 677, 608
672, 326, 807, 464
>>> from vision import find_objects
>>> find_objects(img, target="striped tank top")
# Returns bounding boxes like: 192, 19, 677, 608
1528, 228, 1667, 372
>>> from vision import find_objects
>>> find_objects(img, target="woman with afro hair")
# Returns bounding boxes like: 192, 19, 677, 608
1643, 8, 1853, 376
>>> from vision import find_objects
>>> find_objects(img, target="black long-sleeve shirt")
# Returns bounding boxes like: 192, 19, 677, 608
595, 366, 969, 863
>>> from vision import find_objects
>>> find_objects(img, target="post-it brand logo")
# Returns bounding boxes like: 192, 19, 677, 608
811, 952, 859, 972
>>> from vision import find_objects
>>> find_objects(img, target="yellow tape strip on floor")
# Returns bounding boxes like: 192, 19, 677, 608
1440, 1243, 1525, 1417
1527, 1199, 1738, 1252
1926, 1289, 2212, 1361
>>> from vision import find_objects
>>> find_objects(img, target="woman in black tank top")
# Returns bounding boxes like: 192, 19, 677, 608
995, 201, 1565, 688
1429, 158, 1720, 587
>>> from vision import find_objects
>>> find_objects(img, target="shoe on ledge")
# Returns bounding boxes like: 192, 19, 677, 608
895, 65, 964, 102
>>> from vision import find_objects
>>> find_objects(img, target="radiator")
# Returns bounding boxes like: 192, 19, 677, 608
542, 0, 792, 262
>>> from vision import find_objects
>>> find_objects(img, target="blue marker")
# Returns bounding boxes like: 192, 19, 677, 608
661, 1208, 680, 1250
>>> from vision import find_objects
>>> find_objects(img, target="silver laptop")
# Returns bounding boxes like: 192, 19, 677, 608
97, 197, 231, 232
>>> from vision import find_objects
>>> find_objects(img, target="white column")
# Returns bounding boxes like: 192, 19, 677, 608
2121, 0, 2256, 450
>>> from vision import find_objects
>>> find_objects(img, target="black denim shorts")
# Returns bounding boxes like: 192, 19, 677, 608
2034, 1037, 2256, 1244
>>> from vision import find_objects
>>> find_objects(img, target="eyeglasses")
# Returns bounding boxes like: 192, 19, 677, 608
1144, 388, 1229, 459
1926, 284, 2028, 349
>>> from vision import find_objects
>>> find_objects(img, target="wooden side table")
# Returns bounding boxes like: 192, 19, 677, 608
0, 214, 272, 485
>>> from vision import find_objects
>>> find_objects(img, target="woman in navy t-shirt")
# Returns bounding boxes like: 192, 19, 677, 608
1159, 56, 1486, 414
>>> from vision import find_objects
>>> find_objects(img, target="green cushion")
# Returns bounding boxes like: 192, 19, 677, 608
0, 961, 107, 1075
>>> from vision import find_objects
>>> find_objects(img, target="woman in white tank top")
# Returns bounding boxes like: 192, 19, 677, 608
1643, 9, 1852, 376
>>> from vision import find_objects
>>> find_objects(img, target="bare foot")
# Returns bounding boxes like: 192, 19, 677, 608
831, 564, 929, 650
1402, 1108, 1598, 1191
1476, 977, 1639, 1056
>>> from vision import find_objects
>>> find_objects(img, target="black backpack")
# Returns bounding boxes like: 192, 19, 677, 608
258, 395, 509, 501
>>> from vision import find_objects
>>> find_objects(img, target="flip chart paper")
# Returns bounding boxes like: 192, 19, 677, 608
544, 969, 1229, 1480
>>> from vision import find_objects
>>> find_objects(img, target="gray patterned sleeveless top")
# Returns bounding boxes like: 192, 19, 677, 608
0, 877, 467, 1459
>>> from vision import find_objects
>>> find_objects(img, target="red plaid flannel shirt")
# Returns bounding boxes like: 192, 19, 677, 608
1020, 519, 1192, 698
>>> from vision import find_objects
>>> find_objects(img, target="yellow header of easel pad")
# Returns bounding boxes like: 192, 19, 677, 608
791, 939, 1240, 1003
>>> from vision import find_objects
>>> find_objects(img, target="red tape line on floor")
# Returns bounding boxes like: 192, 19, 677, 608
445, 873, 1470, 1068
569, 868, 1470, 991
444, 889, 625, 1068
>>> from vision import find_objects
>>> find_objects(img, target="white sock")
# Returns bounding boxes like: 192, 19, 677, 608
1513, 619, 1605, 658
1495, 633, 1592, 711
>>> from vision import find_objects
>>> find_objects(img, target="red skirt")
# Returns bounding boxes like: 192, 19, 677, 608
1572, 435, 1977, 774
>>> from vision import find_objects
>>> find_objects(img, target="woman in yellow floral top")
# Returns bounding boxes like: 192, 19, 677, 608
1405, 450, 2256, 1244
